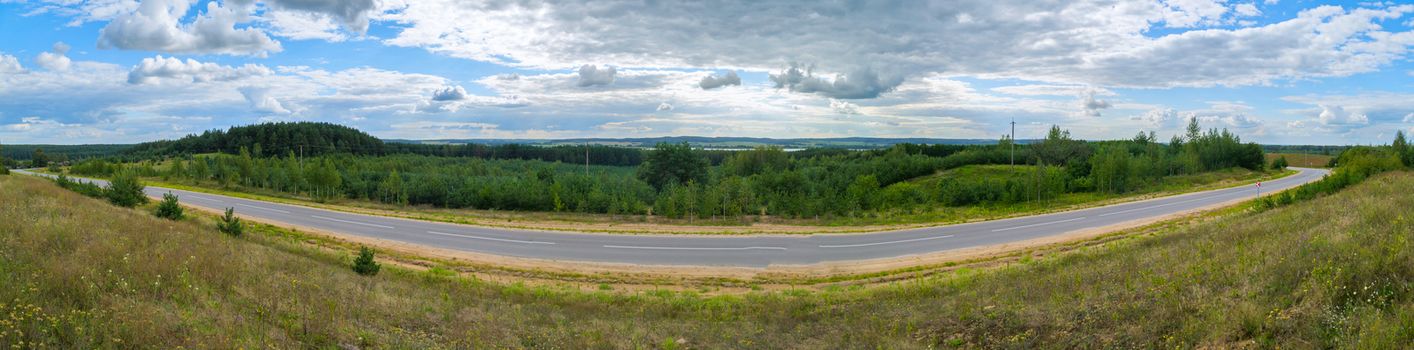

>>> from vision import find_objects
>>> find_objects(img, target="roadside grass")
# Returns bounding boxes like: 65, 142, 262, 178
3, 170, 1412, 348
55, 164, 1293, 235
1267, 152, 1334, 168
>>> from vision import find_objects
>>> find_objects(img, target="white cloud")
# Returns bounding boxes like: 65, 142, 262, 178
1079, 88, 1112, 117
127, 55, 273, 84
1134, 107, 1179, 127
431, 85, 469, 101
829, 99, 861, 115
993, 85, 1114, 96
379, 2, 1414, 90
576, 64, 616, 87
238, 86, 291, 114
35, 42, 72, 71
93, 0, 378, 55
0, 53, 25, 74
1404, 112, 1413, 123
262, 0, 376, 34
769, 64, 903, 99
99, 0, 282, 56
1233, 3, 1262, 17
698, 71, 741, 90
261, 10, 350, 42
656, 102, 673, 112
1317, 104, 1369, 126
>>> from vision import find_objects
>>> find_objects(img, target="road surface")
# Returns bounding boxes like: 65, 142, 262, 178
17, 168, 1327, 267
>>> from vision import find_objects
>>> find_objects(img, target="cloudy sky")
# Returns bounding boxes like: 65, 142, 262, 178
1, 0, 1412, 145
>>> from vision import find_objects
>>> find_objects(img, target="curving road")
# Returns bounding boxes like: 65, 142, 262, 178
19, 168, 1327, 267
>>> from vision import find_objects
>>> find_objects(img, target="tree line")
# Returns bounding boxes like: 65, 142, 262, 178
69, 118, 1287, 221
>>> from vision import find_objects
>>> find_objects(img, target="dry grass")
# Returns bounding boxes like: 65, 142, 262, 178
1267, 152, 1334, 168
2, 172, 1413, 348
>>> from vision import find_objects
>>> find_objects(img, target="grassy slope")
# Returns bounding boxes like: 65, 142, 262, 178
3, 172, 1413, 348
94, 163, 1291, 234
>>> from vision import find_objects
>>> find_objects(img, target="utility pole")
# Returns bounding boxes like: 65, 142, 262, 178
1009, 118, 1016, 166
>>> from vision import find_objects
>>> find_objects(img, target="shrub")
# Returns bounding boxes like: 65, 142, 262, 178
55, 174, 107, 198
352, 246, 381, 276
154, 192, 183, 220
1271, 156, 1289, 170
217, 207, 243, 237
105, 172, 148, 207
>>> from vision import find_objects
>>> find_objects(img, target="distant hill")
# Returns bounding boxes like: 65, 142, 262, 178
126, 122, 385, 157
385, 136, 1037, 149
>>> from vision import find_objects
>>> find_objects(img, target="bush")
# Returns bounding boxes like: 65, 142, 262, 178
154, 192, 184, 220
217, 207, 243, 237
105, 172, 148, 207
1271, 156, 1289, 170
352, 246, 380, 276
55, 174, 107, 198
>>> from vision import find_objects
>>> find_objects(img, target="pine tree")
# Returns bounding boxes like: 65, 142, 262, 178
105, 172, 148, 207
1394, 131, 1411, 167
217, 207, 243, 236
154, 192, 184, 220
352, 246, 380, 276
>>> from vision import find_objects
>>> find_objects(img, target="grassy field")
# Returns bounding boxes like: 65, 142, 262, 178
1267, 152, 1334, 168
3, 170, 1413, 348
66, 163, 1291, 234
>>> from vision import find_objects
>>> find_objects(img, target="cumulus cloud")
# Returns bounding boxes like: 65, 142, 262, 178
379, 2, 1414, 89
262, 10, 351, 42
656, 102, 673, 111
99, 0, 281, 56
576, 64, 616, 87
1317, 105, 1370, 126
1233, 3, 1262, 17
698, 71, 741, 89
127, 55, 273, 84
1078, 88, 1112, 117
769, 64, 902, 99
96, 0, 379, 56
993, 85, 1114, 96
0, 53, 25, 74
1134, 107, 1179, 127
35, 42, 72, 71
431, 85, 469, 101
262, 0, 377, 34
238, 86, 291, 114
1405, 112, 1413, 123
829, 99, 861, 115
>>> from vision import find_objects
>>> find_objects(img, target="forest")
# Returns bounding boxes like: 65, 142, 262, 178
59, 119, 1276, 220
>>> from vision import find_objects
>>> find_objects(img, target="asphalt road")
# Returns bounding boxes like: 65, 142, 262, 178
18, 168, 1328, 267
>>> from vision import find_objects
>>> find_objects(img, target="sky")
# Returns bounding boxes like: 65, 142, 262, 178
0, 0, 1412, 145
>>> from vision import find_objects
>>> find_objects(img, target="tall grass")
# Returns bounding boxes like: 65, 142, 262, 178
3, 172, 1413, 348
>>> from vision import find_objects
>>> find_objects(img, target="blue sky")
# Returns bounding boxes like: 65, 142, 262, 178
1, 0, 1412, 145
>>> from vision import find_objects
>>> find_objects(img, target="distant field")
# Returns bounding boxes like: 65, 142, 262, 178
4, 170, 1411, 348
1266, 152, 1333, 167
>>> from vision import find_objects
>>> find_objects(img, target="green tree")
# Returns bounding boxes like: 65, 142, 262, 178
352, 246, 381, 276
154, 192, 184, 220
1271, 156, 1289, 170
845, 174, 880, 211
1032, 125, 1090, 166
1393, 131, 1411, 167
723, 146, 789, 177
105, 172, 148, 207
217, 207, 243, 236
31, 148, 49, 168
377, 169, 408, 205
1090, 145, 1132, 194
637, 142, 708, 190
